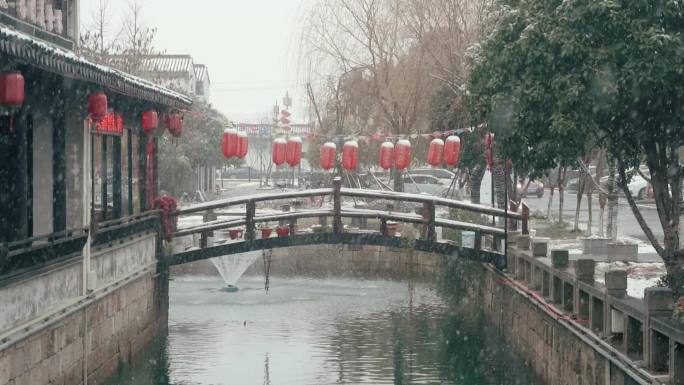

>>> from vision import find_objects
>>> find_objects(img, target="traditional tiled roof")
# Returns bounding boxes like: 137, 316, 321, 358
194, 64, 210, 84
138, 55, 195, 75
0, 26, 192, 108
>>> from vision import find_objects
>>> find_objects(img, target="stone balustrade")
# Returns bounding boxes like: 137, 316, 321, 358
507, 233, 683, 383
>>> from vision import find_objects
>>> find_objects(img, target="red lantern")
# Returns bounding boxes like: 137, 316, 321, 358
141, 110, 158, 135
379, 142, 394, 169
443, 136, 461, 167
342, 141, 359, 171
88, 92, 108, 122
222, 129, 238, 158
272, 138, 287, 165
320, 142, 336, 170
0, 72, 24, 106
237, 132, 249, 159
286, 136, 302, 167
427, 138, 444, 167
394, 139, 411, 170
166, 112, 183, 137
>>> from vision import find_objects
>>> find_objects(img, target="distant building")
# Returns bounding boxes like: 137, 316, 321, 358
129, 55, 212, 104
194, 64, 211, 104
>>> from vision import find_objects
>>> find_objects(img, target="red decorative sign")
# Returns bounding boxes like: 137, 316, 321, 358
93, 113, 123, 136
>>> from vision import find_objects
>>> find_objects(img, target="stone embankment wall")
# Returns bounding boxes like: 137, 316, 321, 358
0, 234, 167, 385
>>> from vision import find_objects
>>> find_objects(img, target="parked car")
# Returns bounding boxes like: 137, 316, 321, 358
598, 170, 651, 200
410, 167, 455, 185
517, 179, 544, 198
402, 174, 449, 196
222, 166, 260, 179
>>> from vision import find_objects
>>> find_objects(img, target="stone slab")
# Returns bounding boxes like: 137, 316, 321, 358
607, 243, 638, 262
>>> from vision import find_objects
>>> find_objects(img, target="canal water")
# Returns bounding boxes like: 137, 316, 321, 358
109, 276, 536, 385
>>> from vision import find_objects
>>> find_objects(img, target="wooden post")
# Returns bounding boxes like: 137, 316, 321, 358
522, 202, 530, 235
474, 231, 482, 251
200, 230, 208, 249
422, 202, 436, 242
380, 218, 389, 236
245, 200, 256, 241
112, 135, 122, 219
333, 177, 342, 234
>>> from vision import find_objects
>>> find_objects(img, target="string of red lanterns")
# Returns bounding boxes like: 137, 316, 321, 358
236, 132, 248, 159
272, 138, 287, 166
379, 142, 394, 170
342, 141, 359, 171
286, 137, 302, 167
320, 142, 336, 170
444, 136, 461, 167
427, 138, 444, 167
394, 139, 412, 170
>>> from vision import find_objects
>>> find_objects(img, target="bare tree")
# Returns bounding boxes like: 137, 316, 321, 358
118, 0, 159, 74
79, 0, 122, 63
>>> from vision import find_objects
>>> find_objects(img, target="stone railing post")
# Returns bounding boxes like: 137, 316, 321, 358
575, 259, 595, 320
245, 200, 256, 242
603, 270, 628, 338
643, 287, 673, 371
333, 177, 342, 234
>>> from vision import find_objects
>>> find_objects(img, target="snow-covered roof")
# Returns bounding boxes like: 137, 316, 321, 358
194, 64, 210, 84
0, 25, 192, 109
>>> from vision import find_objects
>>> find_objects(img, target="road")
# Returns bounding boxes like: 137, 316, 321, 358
478, 170, 663, 244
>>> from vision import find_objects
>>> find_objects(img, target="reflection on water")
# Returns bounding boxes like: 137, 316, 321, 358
108, 276, 535, 385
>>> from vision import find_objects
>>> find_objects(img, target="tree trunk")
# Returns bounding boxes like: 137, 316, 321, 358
493, 163, 507, 209
606, 160, 618, 240
587, 189, 593, 236
558, 166, 567, 224
470, 165, 485, 204
574, 168, 586, 231
547, 186, 555, 220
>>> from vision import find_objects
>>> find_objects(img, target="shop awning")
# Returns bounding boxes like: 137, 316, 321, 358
0, 25, 193, 109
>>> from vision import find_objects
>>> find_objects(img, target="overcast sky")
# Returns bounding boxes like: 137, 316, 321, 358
81, 0, 309, 123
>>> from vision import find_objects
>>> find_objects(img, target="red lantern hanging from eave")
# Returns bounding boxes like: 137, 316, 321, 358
394, 139, 412, 170
141, 109, 158, 135
88, 92, 108, 122
379, 141, 394, 170
272, 138, 287, 166
166, 112, 183, 138
342, 141, 359, 171
286, 136, 302, 167
222, 128, 238, 158
320, 142, 336, 170
443, 136, 461, 167
0, 72, 25, 107
427, 138, 444, 167
237, 132, 249, 159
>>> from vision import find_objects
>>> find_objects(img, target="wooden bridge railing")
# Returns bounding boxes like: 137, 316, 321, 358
170, 177, 530, 254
